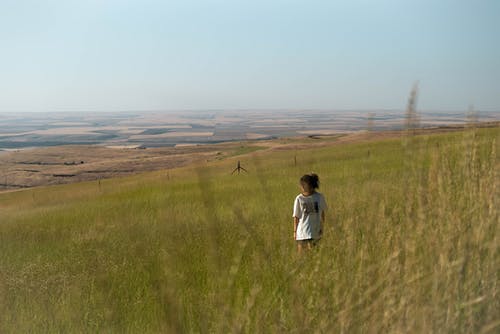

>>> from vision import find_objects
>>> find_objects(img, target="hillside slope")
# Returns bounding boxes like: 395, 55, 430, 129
0, 127, 498, 333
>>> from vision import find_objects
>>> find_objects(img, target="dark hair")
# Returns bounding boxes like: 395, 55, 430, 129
300, 173, 319, 190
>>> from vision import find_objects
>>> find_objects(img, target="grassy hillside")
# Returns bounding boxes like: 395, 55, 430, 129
0, 127, 498, 333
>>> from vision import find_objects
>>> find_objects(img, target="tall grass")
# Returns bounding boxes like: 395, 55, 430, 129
0, 127, 498, 333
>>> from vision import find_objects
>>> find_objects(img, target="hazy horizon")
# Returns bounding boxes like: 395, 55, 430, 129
1, 108, 499, 116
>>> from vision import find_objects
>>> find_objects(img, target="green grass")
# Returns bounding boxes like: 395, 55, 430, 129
226, 144, 266, 157
0, 127, 498, 333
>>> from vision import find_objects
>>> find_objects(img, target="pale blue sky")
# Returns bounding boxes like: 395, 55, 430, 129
0, 0, 499, 112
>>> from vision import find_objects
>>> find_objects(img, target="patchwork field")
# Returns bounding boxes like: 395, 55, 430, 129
0, 125, 498, 332
1, 122, 498, 192
1, 110, 498, 150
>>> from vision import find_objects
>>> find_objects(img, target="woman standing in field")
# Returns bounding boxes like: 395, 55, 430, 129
293, 173, 327, 252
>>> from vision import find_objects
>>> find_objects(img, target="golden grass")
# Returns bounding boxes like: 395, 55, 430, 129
0, 126, 498, 333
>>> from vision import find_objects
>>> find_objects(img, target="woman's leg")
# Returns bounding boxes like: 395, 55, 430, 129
297, 241, 304, 253
297, 239, 314, 253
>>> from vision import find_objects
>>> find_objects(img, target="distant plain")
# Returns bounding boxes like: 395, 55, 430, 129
2, 110, 498, 149
0, 110, 498, 191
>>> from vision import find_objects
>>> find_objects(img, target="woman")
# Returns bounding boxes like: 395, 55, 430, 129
292, 173, 327, 252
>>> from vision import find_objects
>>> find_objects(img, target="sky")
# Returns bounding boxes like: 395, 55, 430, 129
0, 0, 499, 113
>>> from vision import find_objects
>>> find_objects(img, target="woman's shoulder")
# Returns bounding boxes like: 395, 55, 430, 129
295, 193, 309, 202
314, 191, 325, 198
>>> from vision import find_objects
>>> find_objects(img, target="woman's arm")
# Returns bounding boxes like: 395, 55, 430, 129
293, 217, 299, 239
320, 211, 325, 235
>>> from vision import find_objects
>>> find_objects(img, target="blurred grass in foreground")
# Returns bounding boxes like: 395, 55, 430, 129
0, 127, 498, 333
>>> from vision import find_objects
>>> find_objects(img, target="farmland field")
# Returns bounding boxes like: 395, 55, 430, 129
0, 126, 498, 333
1, 110, 498, 150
